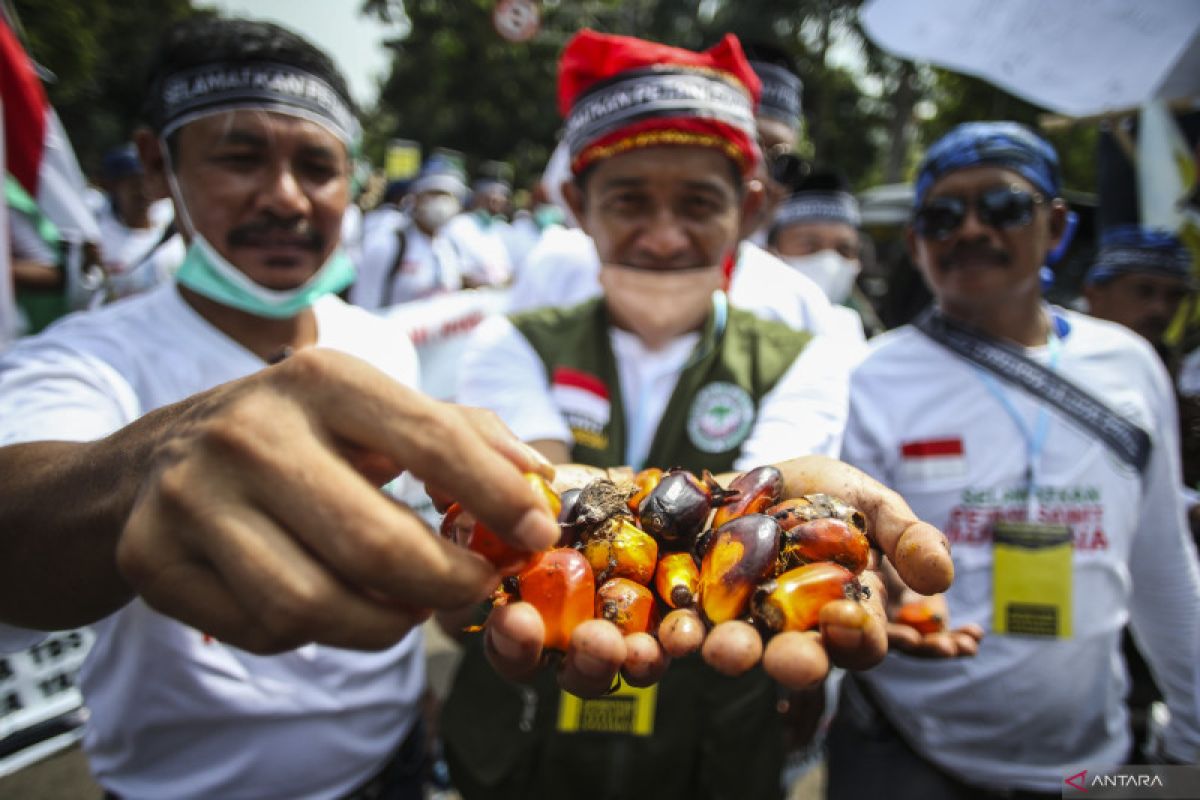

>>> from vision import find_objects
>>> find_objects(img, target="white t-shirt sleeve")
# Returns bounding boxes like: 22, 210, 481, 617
455, 315, 572, 445
1125, 352, 1200, 762
734, 333, 853, 470
0, 342, 138, 445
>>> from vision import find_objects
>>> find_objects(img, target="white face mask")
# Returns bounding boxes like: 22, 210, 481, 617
783, 250, 861, 304
414, 195, 460, 230
598, 263, 724, 350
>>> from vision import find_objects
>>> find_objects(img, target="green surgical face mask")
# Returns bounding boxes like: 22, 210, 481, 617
533, 204, 565, 230
175, 235, 355, 319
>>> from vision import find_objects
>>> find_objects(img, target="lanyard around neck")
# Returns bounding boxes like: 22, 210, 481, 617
972, 317, 1062, 515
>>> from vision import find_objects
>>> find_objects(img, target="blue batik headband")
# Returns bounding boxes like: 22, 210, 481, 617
915, 121, 1061, 209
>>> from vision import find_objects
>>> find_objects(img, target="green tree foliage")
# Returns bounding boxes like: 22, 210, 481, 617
363, 0, 894, 189
362, 0, 567, 188
10, 0, 202, 177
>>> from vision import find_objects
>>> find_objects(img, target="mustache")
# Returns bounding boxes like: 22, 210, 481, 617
939, 241, 1010, 270
226, 215, 323, 251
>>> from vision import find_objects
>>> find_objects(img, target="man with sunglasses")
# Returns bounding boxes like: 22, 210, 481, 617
829, 122, 1200, 798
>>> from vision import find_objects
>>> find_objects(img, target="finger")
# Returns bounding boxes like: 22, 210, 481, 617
911, 632, 959, 658
121, 488, 426, 653
950, 628, 982, 657
701, 620, 763, 677
657, 607, 706, 658
338, 443, 403, 487
560, 619, 626, 697
220, 436, 502, 610
762, 631, 830, 690
821, 569, 888, 671
455, 405, 555, 481
621, 632, 668, 687
958, 622, 986, 642
281, 352, 558, 552
819, 600, 881, 670
886, 622, 924, 651
889, 522, 954, 596
774, 455, 953, 595
426, 484, 457, 514
484, 602, 546, 682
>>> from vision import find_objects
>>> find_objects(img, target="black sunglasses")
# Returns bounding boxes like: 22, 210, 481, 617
914, 186, 1045, 240
767, 151, 810, 189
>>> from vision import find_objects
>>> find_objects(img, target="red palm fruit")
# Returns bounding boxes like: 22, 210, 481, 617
698, 514, 781, 625
654, 551, 701, 609
581, 517, 658, 585
461, 473, 561, 575
895, 600, 946, 635
777, 517, 871, 575
517, 548, 595, 651
467, 525, 536, 576
439, 502, 472, 546
769, 494, 867, 535
596, 577, 656, 635
639, 468, 737, 549
710, 465, 784, 529
751, 562, 863, 634
628, 467, 664, 515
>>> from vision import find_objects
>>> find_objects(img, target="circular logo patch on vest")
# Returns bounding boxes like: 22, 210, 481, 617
687, 382, 755, 453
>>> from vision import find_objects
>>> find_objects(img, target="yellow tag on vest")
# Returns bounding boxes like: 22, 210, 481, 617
992, 521, 1072, 638
556, 682, 657, 736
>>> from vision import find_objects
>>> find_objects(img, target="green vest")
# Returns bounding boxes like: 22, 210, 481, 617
511, 296, 810, 473
441, 297, 811, 800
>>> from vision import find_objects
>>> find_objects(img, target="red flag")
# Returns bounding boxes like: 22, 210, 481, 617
0, 17, 98, 243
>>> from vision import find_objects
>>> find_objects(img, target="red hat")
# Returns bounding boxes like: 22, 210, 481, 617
558, 29, 762, 176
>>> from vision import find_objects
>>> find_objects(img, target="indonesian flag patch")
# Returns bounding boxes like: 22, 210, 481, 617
551, 367, 610, 451
899, 437, 966, 481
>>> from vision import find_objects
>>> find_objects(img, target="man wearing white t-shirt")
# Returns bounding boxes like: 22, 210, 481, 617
832, 122, 1200, 798
0, 18, 565, 800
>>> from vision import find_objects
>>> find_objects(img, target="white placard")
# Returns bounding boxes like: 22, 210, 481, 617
860, 0, 1200, 117
382, 287, 511, 401
0, 629, 93, 775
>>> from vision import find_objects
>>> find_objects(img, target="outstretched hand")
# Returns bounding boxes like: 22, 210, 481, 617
481, 455, 958, 694
117, 349, 559, 654
885, 584, 983, 658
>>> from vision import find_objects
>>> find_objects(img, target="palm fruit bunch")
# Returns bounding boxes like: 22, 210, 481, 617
439, 466, 873, 651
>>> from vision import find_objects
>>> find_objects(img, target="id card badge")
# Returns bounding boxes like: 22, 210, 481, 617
556, 681, 657, 736
992, 521, 1073, 638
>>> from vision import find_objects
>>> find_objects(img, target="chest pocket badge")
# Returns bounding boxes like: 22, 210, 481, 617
687, 381, 755, 453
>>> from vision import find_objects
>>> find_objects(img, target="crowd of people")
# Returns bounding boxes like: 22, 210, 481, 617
1, 12, 1198, 800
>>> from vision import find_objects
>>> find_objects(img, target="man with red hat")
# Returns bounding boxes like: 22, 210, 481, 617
437, 29, 945, 800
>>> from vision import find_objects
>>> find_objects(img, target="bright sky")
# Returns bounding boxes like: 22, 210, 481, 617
198, 0, 401, 108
